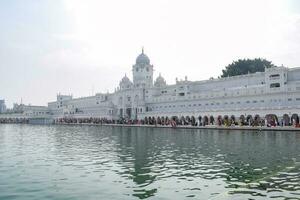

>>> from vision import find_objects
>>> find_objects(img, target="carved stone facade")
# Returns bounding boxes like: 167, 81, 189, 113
2, 50, 300, 123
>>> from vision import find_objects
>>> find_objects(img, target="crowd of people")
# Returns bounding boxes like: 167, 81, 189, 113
0, 118, 28, 124
53, 115, 300, 128
1, 115, 299, 128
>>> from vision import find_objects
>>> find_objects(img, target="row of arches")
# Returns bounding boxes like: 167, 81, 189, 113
143, 113, 300, 127
0, 118, 29, 124
1, 114, 299, 127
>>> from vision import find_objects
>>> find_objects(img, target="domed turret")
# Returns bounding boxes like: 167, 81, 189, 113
154, 73, 166, 87
132, 48, 154, 88
119, 74, 133, 90
136, 48, 150, 65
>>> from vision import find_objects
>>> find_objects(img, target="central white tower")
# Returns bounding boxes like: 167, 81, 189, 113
132, 48, 153, 88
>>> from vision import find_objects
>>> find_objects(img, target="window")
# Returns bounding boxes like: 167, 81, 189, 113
270, 83, 280, 88
296, 98, 300, 101
269, 74, 280, 78
288, 98, 292, 101
179, 92, 185, 96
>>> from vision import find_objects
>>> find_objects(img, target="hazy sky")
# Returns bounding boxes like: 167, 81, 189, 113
1, 0, 300, 107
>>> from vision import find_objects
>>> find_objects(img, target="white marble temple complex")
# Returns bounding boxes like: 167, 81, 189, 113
1, 49, 300, 124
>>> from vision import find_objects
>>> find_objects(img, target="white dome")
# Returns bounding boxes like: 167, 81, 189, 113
136, 48, 150, 65
154, 73, 166, 87
121, 75, 130, 83
119, 74, 133, 89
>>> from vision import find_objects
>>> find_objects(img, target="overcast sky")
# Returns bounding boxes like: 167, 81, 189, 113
1, 0, 300, 107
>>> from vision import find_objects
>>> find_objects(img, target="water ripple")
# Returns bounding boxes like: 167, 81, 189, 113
0, 124, 299, 199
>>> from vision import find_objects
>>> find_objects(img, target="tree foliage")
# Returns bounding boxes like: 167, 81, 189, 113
220, 58, 276, 78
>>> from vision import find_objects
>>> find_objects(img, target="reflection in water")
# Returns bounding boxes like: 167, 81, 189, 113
0, 124, 299, 200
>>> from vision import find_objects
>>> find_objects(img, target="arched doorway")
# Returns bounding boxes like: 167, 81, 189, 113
144, 117, 148, 124
223, 115, 229, 126
161, 116, 165, 125
147, 116, 151, 125
198, 116, 202, 126
180, 116, 185, 125
165, 116, 169, 125
265, 114, 278, 127
291, 114, 299, 126
230, 115, 236, 125
217, 115, 222, 126
191, 116, 196, 126
203, 116, 209, 126
239, 115, 245, 126
209, 116, 215, 125
171, 116, 179, 125
282, 114, 290, 126
157, 116, 161, 125
152, 116, 156, 125
246, 115, 253, 126
185, 116, 191, 125
254, 114, 260, 126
